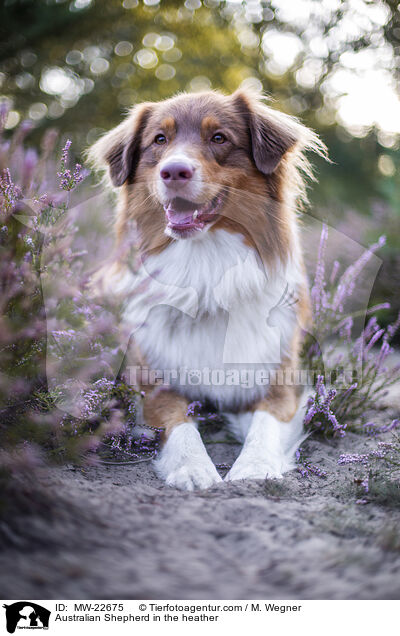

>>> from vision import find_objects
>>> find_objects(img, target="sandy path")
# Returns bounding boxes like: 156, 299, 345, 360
1, 407, 400, 600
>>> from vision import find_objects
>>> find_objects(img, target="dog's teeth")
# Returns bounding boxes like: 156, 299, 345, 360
193, 210, 198, 220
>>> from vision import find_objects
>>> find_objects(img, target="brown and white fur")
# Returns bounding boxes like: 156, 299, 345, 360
88, 89, 325, 491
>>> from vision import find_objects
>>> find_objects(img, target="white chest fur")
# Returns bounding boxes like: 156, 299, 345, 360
121, 229, 302, 410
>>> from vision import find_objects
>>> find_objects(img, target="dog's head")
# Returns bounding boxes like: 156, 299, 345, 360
89, 90, 322, 242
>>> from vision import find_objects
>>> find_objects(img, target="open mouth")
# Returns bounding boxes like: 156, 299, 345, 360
164, 192, 225, 237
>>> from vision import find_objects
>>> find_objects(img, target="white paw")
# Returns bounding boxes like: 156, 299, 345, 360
153, 422, 222, 491
164, 460, 223, 491
225, 453, 283, 482
224, 410, 298, 483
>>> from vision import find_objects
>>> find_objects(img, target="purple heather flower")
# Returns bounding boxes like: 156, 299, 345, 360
367, 302, 391, 314
332, 236, 386, 313
296, 459, 327, 478
304, 376, 346, 436
338, 453, 369, 465
365, 316, 379, 337
22, 148, 38, 190
365, 328, 385, 353
337, 316, 353, 342
311, 223, 328, 320
360, 476, 369, 493
60, 139, 72, 168
387, 310, 400, 340
329, 260, 340, 285
187, 400, 202, 416
57, 140, 85, 191
0, 168, 22, 212
369, 442, 393, 459
375, 340, 392, 373
339, 382, 358, 402
41, 127, 59, 157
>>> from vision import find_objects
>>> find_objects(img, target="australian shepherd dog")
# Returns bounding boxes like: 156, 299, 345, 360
88, 89, 325, 490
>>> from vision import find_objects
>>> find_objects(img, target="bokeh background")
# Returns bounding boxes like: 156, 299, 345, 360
1, 0, 399, 320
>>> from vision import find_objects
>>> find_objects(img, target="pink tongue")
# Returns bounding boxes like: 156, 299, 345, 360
166, 209, 196, 226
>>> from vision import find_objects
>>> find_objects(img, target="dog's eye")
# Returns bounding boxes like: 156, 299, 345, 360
211, 133, 226, 144
154, 134, 167, 145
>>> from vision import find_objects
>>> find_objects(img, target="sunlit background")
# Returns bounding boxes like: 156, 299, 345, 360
1, 0, 400, 319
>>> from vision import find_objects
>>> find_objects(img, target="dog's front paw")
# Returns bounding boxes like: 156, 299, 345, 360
164, 460, 222, 491
225, 451, 283, 482
154, 422, 222, 491
225, 410, 298, 482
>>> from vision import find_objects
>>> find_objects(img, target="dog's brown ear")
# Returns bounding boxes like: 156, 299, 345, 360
233, 90, 298, 175
87, 103, 151, 187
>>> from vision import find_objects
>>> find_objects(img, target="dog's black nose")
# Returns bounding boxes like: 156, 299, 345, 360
160, 160, 194, 183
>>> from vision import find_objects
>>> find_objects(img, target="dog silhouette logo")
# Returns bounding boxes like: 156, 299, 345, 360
3, 602, 50, 633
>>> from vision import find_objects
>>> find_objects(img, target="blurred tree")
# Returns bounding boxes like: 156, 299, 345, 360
1, 1, 398, 146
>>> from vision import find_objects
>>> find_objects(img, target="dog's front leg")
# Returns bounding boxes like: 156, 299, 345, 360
224, 410, 289, 481
144, 389, 222, 491
225, 387, 305, 482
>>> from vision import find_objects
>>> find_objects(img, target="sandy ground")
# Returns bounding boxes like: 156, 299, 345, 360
1, 383, 400, 601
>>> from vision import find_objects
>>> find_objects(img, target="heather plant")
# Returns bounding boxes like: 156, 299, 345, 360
0, 108, 169, 500
0, 119, 48, 427
302, 224, 400, 437
295, 446, 327, 479
0, 108, 134, 488
338, 426, 400, 506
